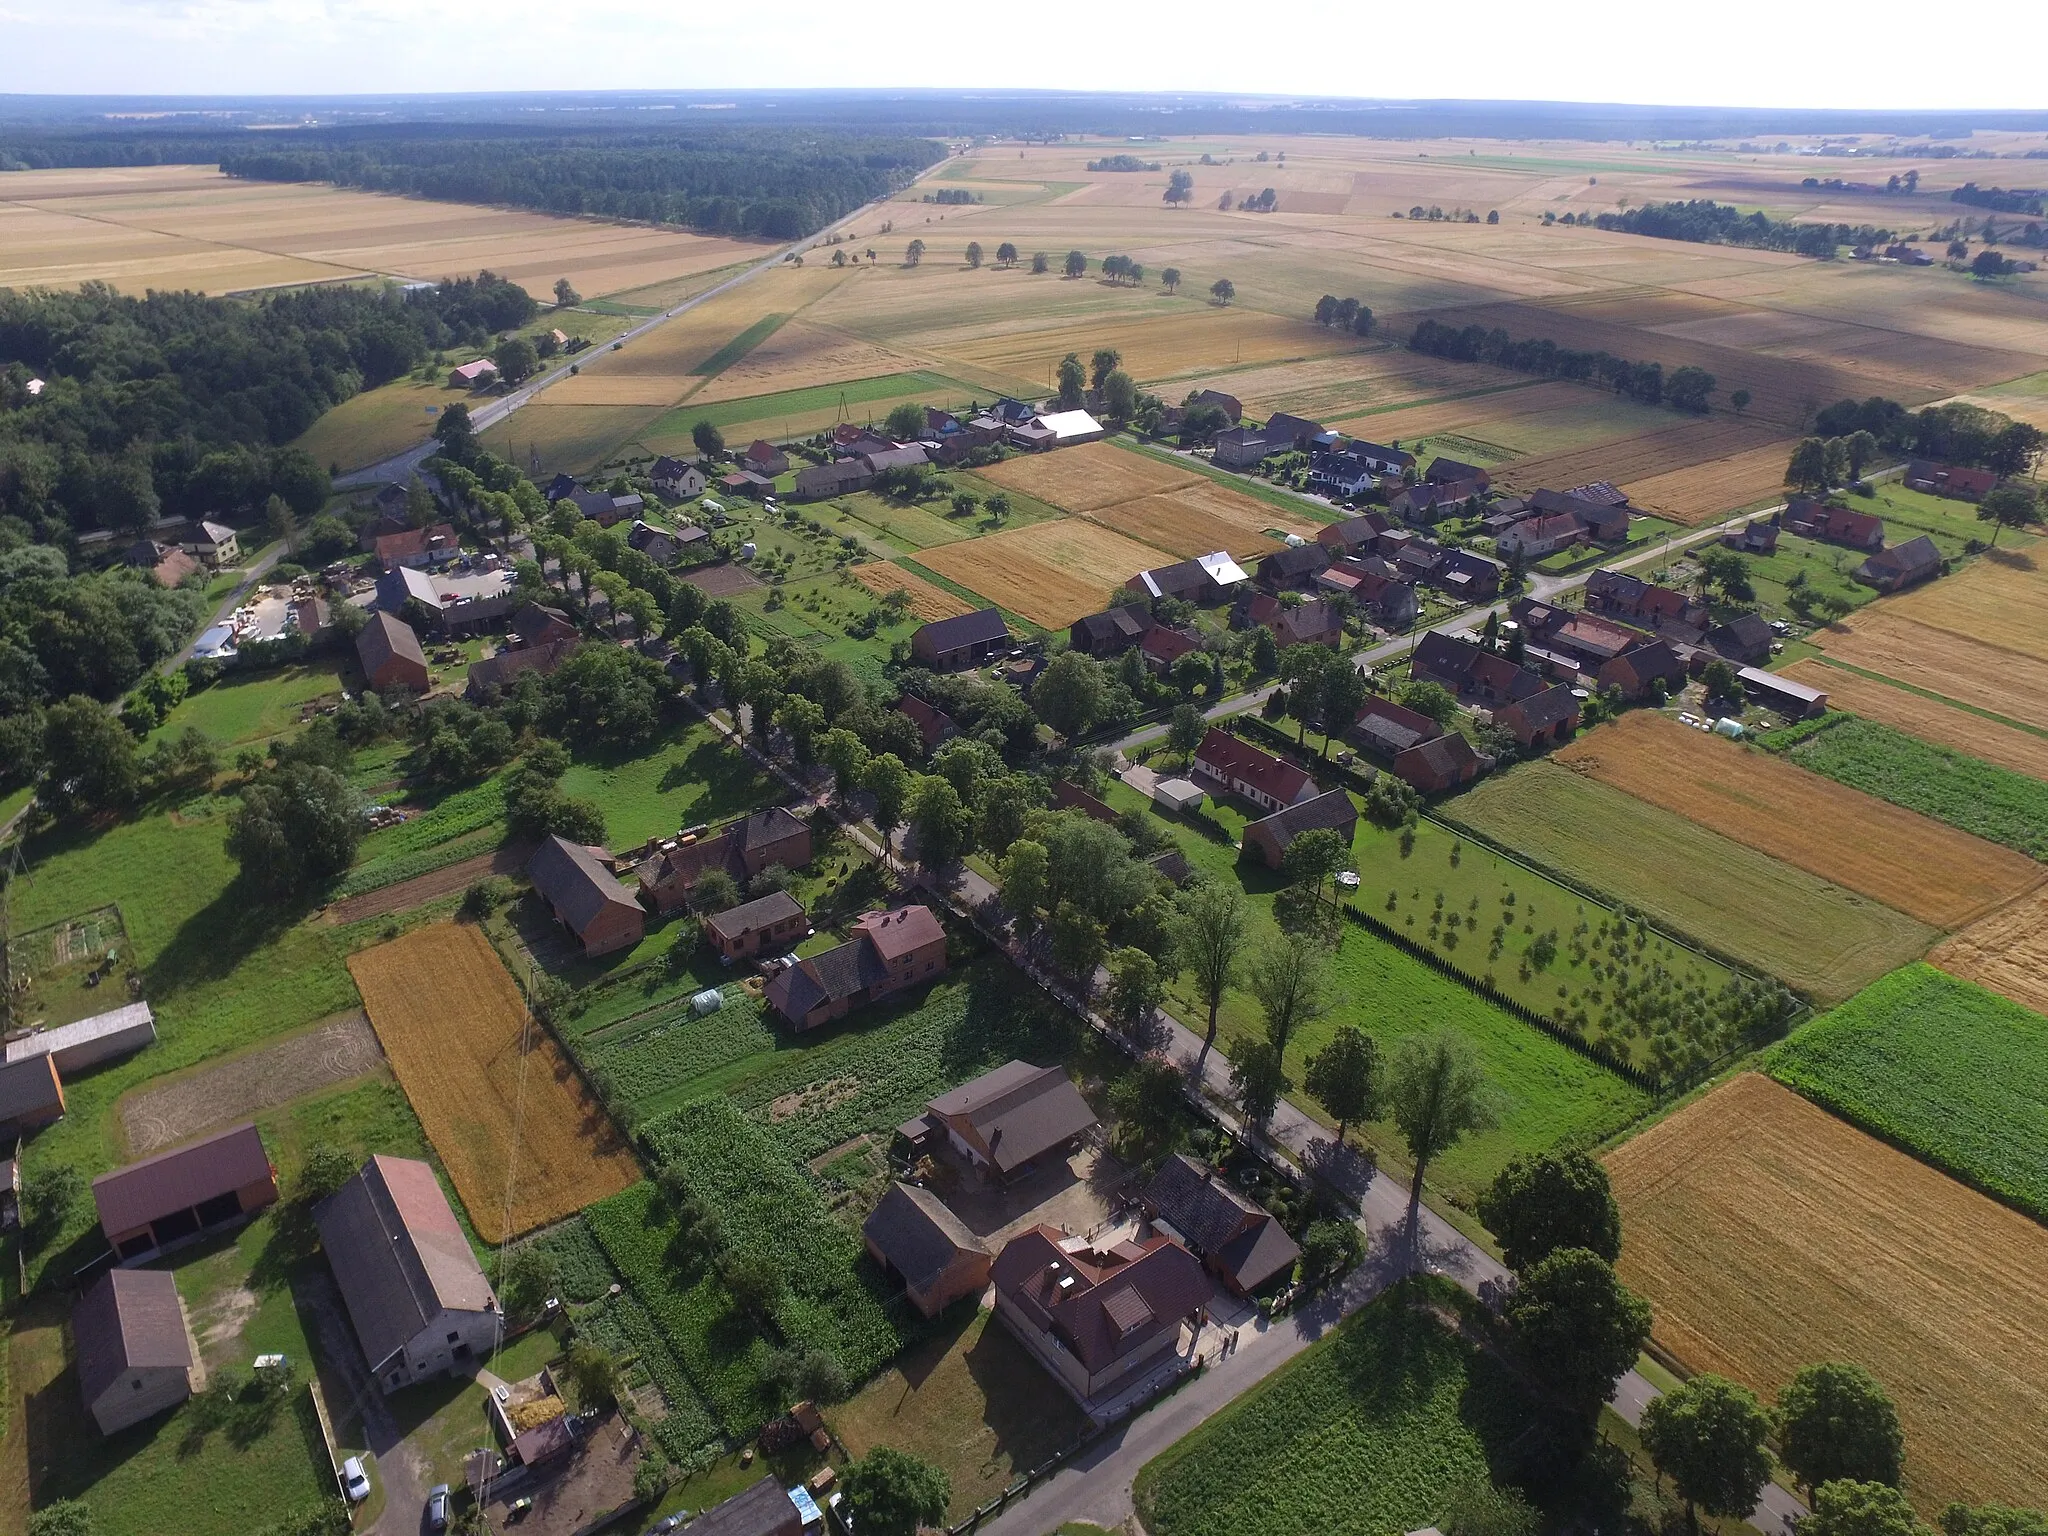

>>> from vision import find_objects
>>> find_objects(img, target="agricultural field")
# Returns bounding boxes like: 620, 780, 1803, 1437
670, 370, 990, 441
1496, 417, 1794, 524
1771, 715, 2048, 859
916, 518, 1169, 627
1451, 762, 1937, 1003
1876, 548, 2048, 662
1555, 712, 2043, 929
0, 164, 764, 299
1097, 481, 1310, 560
1133, 1284, 1534, 1536
1606, 1073, 2048, 1515
978, 439, 1201, 511
478, 402, 668, 475
850, 561, 975, 619
1769, 963, 2048, 1221
348, 922, 639, 1240
1931, 885, 2048, 1017
1815, 609, 2048, 733
1780, 661, 2048, 781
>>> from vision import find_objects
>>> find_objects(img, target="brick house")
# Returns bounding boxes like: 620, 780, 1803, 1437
1348, 696, 1443, 761
1491, 685, 1581, 748
704, 891, 810, 962
1584, 569, 1706, 629
743, 440, 790, 476
1069, 605, 1152, 657
1191, 729, 1318, 814
1904, 461, 1998, 501
356, 611, 430, 694
1784, 498, 1884, 550
863, 1183, 993, 1319
765, 905, 947, 1031
633, 808, 812, 915
527, 834, 646, 957
1315, 513, 1390, 555
1241, 788, 1359, 871
1393, 732, 1487, 793
1857, 535, 1943, 593
1410, 632, 1543, 707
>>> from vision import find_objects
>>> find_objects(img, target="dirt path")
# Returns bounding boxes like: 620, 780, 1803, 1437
326, 841, 533, 925
120, 1011, 385, 1155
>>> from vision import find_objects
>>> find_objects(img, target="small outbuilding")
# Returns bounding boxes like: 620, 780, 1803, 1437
923, 1061, 1098, 1180
862, 1182, 993, 1318
356, 610, 430, 694
1152, 778, 1205, 814
0, 1056, 64, 1137
73, 1267, 198, 1436
93, 1122, 277, 1261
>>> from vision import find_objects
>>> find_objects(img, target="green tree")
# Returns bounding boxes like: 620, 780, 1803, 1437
1281, 826, 1348, 914
1304, 1024, 1379, 1150
27, 1501, 97, 1536
719, 1251, 785, 1323
1941, 1505, 2048, 1536
433, 403, 476, 460
1441, 1481, 1543, 1536
1056, 351, 1087, 407
553, 277, 580, 308
295, 1142, 358, 1204
1210, 278, 1236, 305
1395, 678, 1460, 727
1051, 900, 1108, 990
1230, 1038, 1289, 1136
1731, 388, 1752, 415
1777, 1362, 1905, 1493
907, 774, 973, 869
843, 1448, 951, 1536
861, 752, 911, 835
1844, 430, 1880, 480
1701, 659, 1742, 707
1109, 1057, 1185, 1155
41, 694, 140, 813
1063, 250, 1087, 278
1032, 650, 1108, 738
492, 334, 539, 384
227, 763, 363, 897
1176, 879, 1249, 1082
1639, 1374, 1776, 1533
904, 238, 925, 267
561, 1340, 620, 1411
1106, 946, 1165, 1044
819, 727, 870, 803
1978, 484, 2037, 545
1824, 437, 1852, 487
1031, 251, 1051, 274
1806, 1483, 1926, 1536
1786, 437, 1832, 491
1102, 369, 1140, 422
884, 401, 928, 442
1246, 928, 1329, 1058
1476, 1149, 1621, 1271
1165, 169, 1195, 205
965, 241, 984, 268
494, 1243, 561, 1321
1384, 1031, 1498, 1229
1167, 702, 1207, 762
996, 242, 1019, 267
774, 695, 826, 764
1090, 348, 1123, 392
1000, 838, 1050, 930
1161, 267, 1182, 293
1504, 1247, 1652, 1417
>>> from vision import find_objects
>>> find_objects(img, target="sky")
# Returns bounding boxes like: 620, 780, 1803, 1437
2, 0, 2046, 109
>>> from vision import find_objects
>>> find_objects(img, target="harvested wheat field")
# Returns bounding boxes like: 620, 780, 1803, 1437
1932, 887, 2048, 1016
1816, 611, 2048, 732
979, 440, 1200, 512
1781, 662, 2048, 781
937, 306, 1359, 388
349, 923, 637, 1239
1092, 482, 1307, 560
916, 519, 1169, 627
1556, 712, 2043, 928
1616, 436, 1802, 524
1877, 554, 2048, 664
850, 562, 974, 621
1498, 416, 1784, 500
1607, 1072, 2048, 1514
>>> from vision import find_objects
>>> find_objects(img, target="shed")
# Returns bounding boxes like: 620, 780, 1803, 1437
356, 610, 430, 694
691, 1476, 805, 1536
93, 1122, 277, 1261
1152, 778, 1205, 813
1738, 666, 1828, 719
862, 1182, 993, 1318
72, 1267, 197, 1436
0, 1056, 64, 1136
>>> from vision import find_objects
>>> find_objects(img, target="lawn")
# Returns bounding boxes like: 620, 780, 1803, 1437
1770, 714, 2048, 859
150, 659, 352, 749
828, 1307, 1086, 1521
292, 374, 466, 473
656, 370, 985, 436
1448, 761, 1938, 1004
557, 719, 781, 851
1134, 1282, 1533, 1536
1769, 963, 2048, 1221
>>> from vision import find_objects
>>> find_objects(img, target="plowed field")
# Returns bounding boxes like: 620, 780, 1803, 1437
1816, 611, 2048, 732
349, 923, 638, 1239
850, 562, 975, 620
1781, 662, 2048, 781
978, 439, 1200, 511
916, 519, 1169, 627
1932, 886, 2048, 1016
1555, 712, 2043, 929
1607, 1073, 2048, 1515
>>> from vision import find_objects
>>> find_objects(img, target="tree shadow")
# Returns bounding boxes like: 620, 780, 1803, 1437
1983, 545, 2038, 571
146, 872, 315, 1002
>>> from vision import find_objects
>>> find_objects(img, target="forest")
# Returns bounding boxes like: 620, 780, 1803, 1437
1588, 199, 1895, 257
1407, 318, 1716, 412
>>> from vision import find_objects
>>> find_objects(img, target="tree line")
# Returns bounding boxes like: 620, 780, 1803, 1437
1409, 318, 1719, 413
1589, 199, 1897, 259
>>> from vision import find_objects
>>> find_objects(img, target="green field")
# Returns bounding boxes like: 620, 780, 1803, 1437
1770, 963, 2048, 1221
1772, 715, 2048, 859
1449, 762, 1937, 1004
151, 659, 352, 748
557, 719, 781, 851
1134, 1283, 1533, 1536
661, 370, 987, 436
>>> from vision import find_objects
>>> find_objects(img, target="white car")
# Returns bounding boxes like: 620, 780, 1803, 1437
342, 1456, 371, 1503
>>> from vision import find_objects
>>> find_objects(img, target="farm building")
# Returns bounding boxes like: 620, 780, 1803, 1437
765, 904, 947, 1031
704, 891, 809, 962
1349, 696, 1444, 759
1411, 632, 1544, 707
4, 1001, 156, 1074
1256, 544, 1332, 593
93, 1122, 277, 1261
1784, 498, 1884, 550
72, 1268, 197, 1436
1706, 613, 1776, 667
1491, 685, 1581, 748
1186, 389, 1243, 423
1585, 569, 1705, 629
914, 1060, 1099, 1179
448, 358, 499, 389
1070, 605, 1152, 657
911, 608, 1010, 671
316, 1155, 501, 1394
1394, 732, 1488, 794
466, 636, 576, 699
377, 563, 439, 617
527, 835, 646, 957
1528, 488, 1630, 543
718, 470, 776, 499
633, 807, 812, 915
1904, 461, 1999, 500
691, 1477, 806, 1536
895, 693, 957, 753
1723, 515, 1781, 554
793, 460, 873, 500
0, 1056, 64, 1137
1192, 729, 1318, 814
1141, 1154, 1301, 1297
1739, 667, 1829, 719
651, 456, 707, 498
356, 611, 430, 694
859, 444, 930, 475
1425, 456, 1490, 488
1316, 512, 1391, 555
992, 1226, 1209, 1403
1140, 625, 1201, 672
743, 440, 790, 476
1241, 788, 1360, 871
1051, 780, 1120, 825
1261, 412, 1326, 451
1389, 480, 1485, 527
862, 1182, 993, 1318
514, 603, 579, 649
1266, 599, 1344, 650
1035, 408, 1106, 446
1599, 639, 1688, 702
1857, 535, 1944, 593
1127, 551, 1249, 606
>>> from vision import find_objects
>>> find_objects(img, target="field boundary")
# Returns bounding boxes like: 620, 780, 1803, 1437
1801, 655, 2048, 742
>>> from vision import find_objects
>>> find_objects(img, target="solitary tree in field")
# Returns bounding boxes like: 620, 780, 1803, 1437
1384, 1031, 1497, 1231
1476, 1149, 1622, 1271
692, 420, 726, 458
1979, 484, 2038, 545
1777, 1363, 1905, 1494
1210, 277, 1236, 305
1305, 1025, 1379, 1150
1731, 388, 1751, 415
1639, 1374, 1775, 1535
1064, 249, 1088, 278
1161, 267, 1182, 293
904, 238, 925, 267
1165, 168, 1195, 205
1176, 879, 1250, 1083
965, 241, 983, 268
1031, 251, 1051, 274
553, 277, 580, 308
996, 241, 1018, 267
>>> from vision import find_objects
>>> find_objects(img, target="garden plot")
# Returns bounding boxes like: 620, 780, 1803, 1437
1607, 1073, 2048, 1515
850, 562, 976, 620
120, 1011, 384, 1155
1092, 478, 1317, 560
917, 519, 1170, 627
1555, 712, 2043, 930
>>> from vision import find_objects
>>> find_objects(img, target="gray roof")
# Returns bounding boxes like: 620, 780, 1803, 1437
705, 890, 805, 944
1214, 1214, 1304, 1292
692, 1478, 801, 1536
73, 1267, 191, 1406
774, 934, 891, 1019
862, 445, 930, 473
315, 1155, 495, 1373
928, 1061, 1098, 1175
1863, 534, 1942, 577
863, 1182, 989, 1292
0, 1056, 61, 1124
1503, 684, 1580, 731
915, 608, 1009, 654
1244, 788, 1358, 854
527, 835, 643, 939
378, 565, 439, 610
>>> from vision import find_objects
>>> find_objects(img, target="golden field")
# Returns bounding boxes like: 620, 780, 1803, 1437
916, 519, 1169, 627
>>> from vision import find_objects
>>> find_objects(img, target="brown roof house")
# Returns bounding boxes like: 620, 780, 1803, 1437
705, 891, 810, 963
1410, 632, 1543, 708
1394, 733, 1487, 794
862, 1182, 993, 1318
528, 834, 646, 957
72, 1268, 198, 1435
1491, 684, 1581, 748
1141, 1154, 1301, 1296
1349, 696, 1443, 761
1784, 498, 1884, 550
921, 1061, 1098, 1180
1904, 461, 1998, 501
992, 1226, 1210, 1404
317, 1155, 500, 1393
1241, 789, 1358, 872
765, 904, 947, 1031
1857, 535, 1943, 594
692, 1478, 805, 1536
634, 807, 812, 916
0, 1056, 64, 1138
356, 610, 430, 694
94, 1122, 277, 1261
1191, 729, 1318, 815
911, 608, 1010, 671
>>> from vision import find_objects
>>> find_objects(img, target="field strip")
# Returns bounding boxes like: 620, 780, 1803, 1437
1932, 885, 2048, 1016
1873, 553, 2048, 663
1556, 712, 2045, 930
914, 519, 1171, 629
850, 562, 975, 621
1816, 611, 2048, 732
1608, 1073, 2048, 1515
1781, 661, 2048, 779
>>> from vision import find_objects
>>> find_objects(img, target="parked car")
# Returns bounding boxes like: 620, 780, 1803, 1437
652, 1516, 690, 1533
509, 1496, 535, 1519
426, 1485, 451, 1531
342, 1457, 371, 1503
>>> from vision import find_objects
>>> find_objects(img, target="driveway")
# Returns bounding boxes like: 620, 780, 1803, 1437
295, 1267, 431, 1536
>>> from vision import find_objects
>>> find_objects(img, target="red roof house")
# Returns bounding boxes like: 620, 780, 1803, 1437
1190, 729, 1317, 814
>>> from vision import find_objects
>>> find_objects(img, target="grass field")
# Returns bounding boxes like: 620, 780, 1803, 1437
1134, 1283, 1533, 1536
1450, 761, 1937, 1003
149, 660, 350, 748
1769, 963, 2048, 1221
478, 402, 666, 475
1780, 661, 2048, 781
348, 923, 638, 1239
654, 370, 983, 437
556, 719, 779, 852
850, 561, 975, 619
1931, 884, 2048, 1016
916, 518, 1169, 627
294, 376, 471, 471
1774, 715, 2048, 859
1606, 1073, 2048, 1515
1555, 712, 2043, 929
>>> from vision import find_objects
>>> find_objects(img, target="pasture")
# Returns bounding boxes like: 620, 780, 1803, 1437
1931, 885, 2048, 1017
1606, 1073, 2048, 1515
1449, 762, 1936, 1003
1770, 963, 2048, 1221
1554, 712, 2043, 930
348, 923, 639, 1240
1781, 661, 2048, 781
850, 561, 976, 620
916, 518, 1169, 627
1816, 610, 2048, 732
